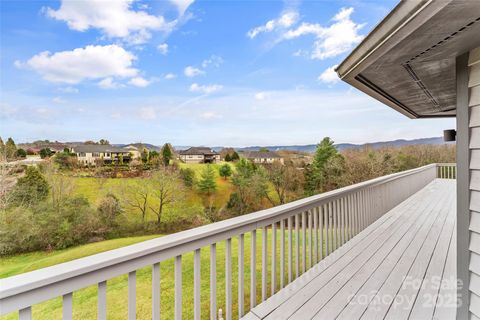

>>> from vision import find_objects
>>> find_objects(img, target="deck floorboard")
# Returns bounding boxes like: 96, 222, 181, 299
244, 179, 456, 320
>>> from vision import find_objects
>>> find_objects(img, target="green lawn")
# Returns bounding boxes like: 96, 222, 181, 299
0, 228, 330, 320
71, 163, 235, 223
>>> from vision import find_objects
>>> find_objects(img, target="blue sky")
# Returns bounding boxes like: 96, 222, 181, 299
0, 0, 455, 146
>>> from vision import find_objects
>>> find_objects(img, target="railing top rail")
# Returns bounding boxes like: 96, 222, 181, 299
0, 163, 438, 305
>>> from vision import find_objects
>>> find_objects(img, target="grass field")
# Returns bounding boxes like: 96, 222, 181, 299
0, 229, 322, 320
71, 162, 235, 224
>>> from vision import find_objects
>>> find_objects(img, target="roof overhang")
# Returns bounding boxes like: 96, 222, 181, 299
336, 0, 480, 119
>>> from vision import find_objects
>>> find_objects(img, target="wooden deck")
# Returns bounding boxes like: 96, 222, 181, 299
244, 179, 456, 320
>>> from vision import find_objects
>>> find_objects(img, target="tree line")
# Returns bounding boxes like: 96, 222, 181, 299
0, 137, 455, 255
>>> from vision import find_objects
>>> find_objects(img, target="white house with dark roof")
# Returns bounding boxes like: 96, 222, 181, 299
243, 151, 284, 164
178, 147, 220, 164
71, 145, 133, 166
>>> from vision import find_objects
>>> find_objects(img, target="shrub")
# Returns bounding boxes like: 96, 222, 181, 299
179, 168, 195, 187
15, 148, 27, 158
12, 166, 49, 207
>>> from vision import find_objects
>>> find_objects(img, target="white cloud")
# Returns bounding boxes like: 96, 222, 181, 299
282, 7, 364, 60
52, 96, 67, 104
184, 66, 204, 77
247, 11, 299, 39
170, 0, 195, 16
16, 45, 138, 84
157, 43, 169, 55
128, 76, 150, 87
139, 106, 157, 120
45, 0, 175, 44
318, 65, 339, 84
189, 83, 223, 94
254, 91, 272, 100
98, 77, 122, 89
201, 55, 224, 68
59, 86, 79, 93
164, 73, 177, 79
200, 112, 222, 119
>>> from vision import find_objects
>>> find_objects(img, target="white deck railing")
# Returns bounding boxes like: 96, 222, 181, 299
0, 163, 453, 320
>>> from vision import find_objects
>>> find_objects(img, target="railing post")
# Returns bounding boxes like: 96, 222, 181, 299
210, 244, 217, 320
271, 223, 277, 295
238, 234, 244, 318
128, 271, 136, 320
250, 230, 256, 308
262, 227, 268, 301
152, 264, 160, 320
98, 281, 107, 320
194, 249, 201, 320
174, 256, 182, 320
280, 219, 285, 289
225, 238, 232, 320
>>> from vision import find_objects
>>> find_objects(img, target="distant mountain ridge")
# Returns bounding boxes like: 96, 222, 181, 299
209, 137, 451, 153
18, 137, 451, 154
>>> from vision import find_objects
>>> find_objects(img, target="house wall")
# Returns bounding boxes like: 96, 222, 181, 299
468, 47, 480, 319
250, 157, 283, 164
180, 154, 204, 163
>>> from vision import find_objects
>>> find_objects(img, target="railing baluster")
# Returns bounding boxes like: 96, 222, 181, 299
271, 223, 276, 295
280, 219, 285, 289
250, 230, 256, 308
308, 210, 312, 268
152, 264, 160, 320
295, 214, 300, 278
313, 207, 318, 264
194, 249, 201, 320
325, 203, 330, 255
340, 198, 345, 245
128, 271, 136, 320
262, 227, 268, 301
210, 244, 217, 320
288, 216, 293, 283
333, 200, 338, 250
319, 205, 324, 260
301, 211, 306, 274
63, 292, 72, 320
174, 256, 182, 320
19, 307, 31, 320
238, 234, 244, 317
348, 194, 353, 240
98, 281, 107, 320
226, 238, 232, 320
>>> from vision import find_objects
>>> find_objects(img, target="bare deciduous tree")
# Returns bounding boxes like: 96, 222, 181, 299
149, 169, 185, 226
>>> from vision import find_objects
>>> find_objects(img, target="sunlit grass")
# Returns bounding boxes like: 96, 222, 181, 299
1, 227, 338, 320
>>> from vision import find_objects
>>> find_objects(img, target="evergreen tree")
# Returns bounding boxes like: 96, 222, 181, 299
224, 153, 232, 162
161, 143, 173, 166
5, 137, 16, 160
15, 148, 27, 158
231, 151, 240, 161
13, 166, 49, 206
219, 163, 232, 180
0, 137, 5, 160
39, 148, 53, 159
198, 165, 217, 195
304, 137, 344, 195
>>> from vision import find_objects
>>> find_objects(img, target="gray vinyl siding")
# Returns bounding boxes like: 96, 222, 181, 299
469, 47, 480, 319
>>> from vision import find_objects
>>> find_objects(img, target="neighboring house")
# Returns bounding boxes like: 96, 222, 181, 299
243, 151, 284, 164
123, 143, 162, 160
71, 145, 132, 166
178, 147, 220, 163
122, 145, 143, 160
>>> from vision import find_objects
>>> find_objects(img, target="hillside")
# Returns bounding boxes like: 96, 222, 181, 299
224, 136, 452, 153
